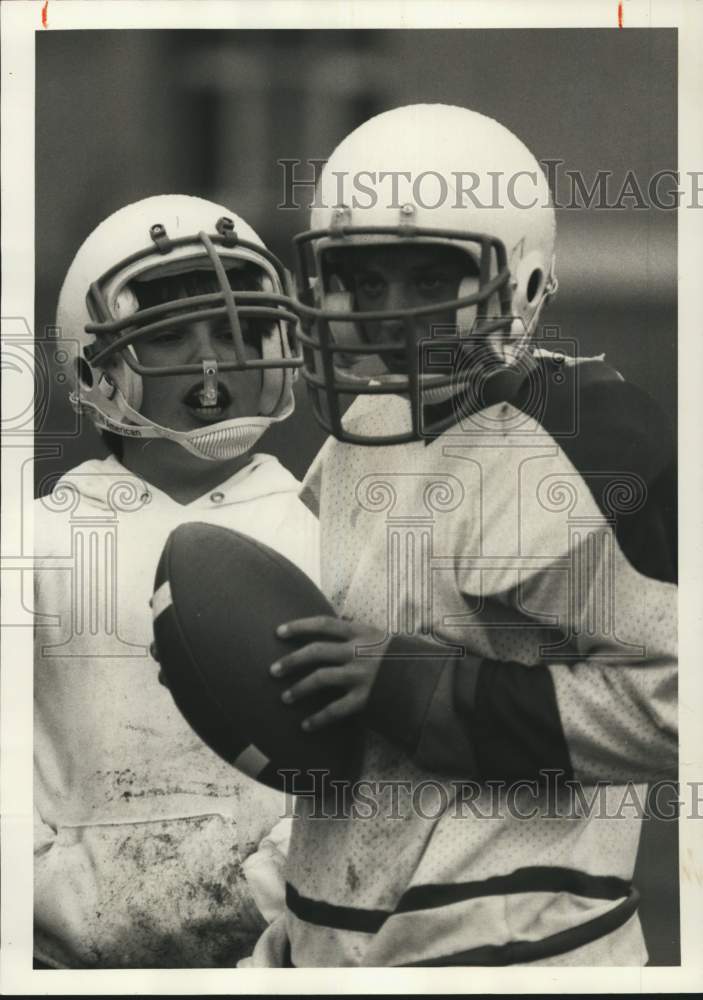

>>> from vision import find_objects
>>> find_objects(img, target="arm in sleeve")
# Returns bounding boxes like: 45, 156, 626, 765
366, 382, 677, 787
364, 635, 676, 785
366, 375, 677, 784
363, 636, 572, 782
241, 817, 293, 925
364, 549, 677, 785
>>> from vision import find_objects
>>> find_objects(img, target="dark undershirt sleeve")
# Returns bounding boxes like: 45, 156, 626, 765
364, 635, 573, 782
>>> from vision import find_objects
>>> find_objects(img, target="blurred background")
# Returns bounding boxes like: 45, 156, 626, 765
35, 28, 678, 963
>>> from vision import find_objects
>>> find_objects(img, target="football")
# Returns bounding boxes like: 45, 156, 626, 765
151, 521, 361, 795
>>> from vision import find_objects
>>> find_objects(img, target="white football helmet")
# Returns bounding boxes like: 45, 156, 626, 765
293, 104, 557, 444
57, 194, 300, 460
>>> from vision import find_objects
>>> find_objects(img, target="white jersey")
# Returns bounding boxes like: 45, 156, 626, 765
246, 359, 677, 968
34, 452, 319, 968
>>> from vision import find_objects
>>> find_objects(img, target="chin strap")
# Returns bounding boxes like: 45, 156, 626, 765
72, 382, 294, 462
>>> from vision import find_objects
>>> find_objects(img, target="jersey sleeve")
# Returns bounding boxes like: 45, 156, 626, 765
365, 369, 677, 786
241, 817, 293, 925
365, 569, 676, 786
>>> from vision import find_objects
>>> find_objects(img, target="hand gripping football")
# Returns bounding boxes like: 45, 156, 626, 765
151, 521, 360, 794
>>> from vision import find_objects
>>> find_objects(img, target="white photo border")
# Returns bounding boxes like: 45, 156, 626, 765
2, 0, 701, 994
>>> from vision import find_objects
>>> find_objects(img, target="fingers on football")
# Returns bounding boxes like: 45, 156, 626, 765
281, 664, 355, 702
271, 640, 352, 677
276, 615, 352, 640
302, 690, 364, 731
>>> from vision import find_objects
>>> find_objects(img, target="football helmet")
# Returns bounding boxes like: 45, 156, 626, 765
57, 194, 300, 460
293, 104, 558, 444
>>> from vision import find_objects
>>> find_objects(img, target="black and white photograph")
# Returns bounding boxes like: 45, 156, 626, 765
1, 1, 701, 993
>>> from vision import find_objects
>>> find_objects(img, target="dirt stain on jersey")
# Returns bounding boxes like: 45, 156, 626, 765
346, 861, 360, 893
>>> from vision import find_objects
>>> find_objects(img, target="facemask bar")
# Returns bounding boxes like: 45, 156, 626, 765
292, 225, 512, 443
86, 297, 300, 375
84, 223, 302, 376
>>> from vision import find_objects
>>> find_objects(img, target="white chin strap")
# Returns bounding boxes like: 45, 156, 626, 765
76, 386, 294, 461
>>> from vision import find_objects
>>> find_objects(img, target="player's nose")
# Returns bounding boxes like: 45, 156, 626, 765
382, 279, 409, 315
377, 320, 406, 350
188, 319, 231, 361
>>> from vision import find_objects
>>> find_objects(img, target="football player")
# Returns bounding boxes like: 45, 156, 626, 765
247, 105, 677, 966
33, 195, 317, 967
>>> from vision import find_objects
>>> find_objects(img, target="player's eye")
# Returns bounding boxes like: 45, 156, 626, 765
355, 275, 386, 300
416, 272, 450, 295
148, 329, 185, 347
211, 322, 255, 350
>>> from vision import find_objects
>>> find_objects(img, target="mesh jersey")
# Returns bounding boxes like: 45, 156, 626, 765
34, 453, 318, 968
262, 354, 676, 968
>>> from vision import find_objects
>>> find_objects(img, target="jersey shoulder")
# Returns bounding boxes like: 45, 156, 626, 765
528, 352, 674, 486
524, 353, 676, 583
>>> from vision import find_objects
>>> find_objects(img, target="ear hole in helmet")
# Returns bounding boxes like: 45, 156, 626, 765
526, 268, 543, 303
76, 357, 93, 388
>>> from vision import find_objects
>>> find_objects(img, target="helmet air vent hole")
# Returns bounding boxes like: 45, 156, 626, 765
526, 268, 543, 302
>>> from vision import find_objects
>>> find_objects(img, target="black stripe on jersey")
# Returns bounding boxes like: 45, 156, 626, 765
286, 866, 632, 933
286, 882, 389, 934
470, 658, 574, 782
407, 887, 640, 966
395, 866, 631, 912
